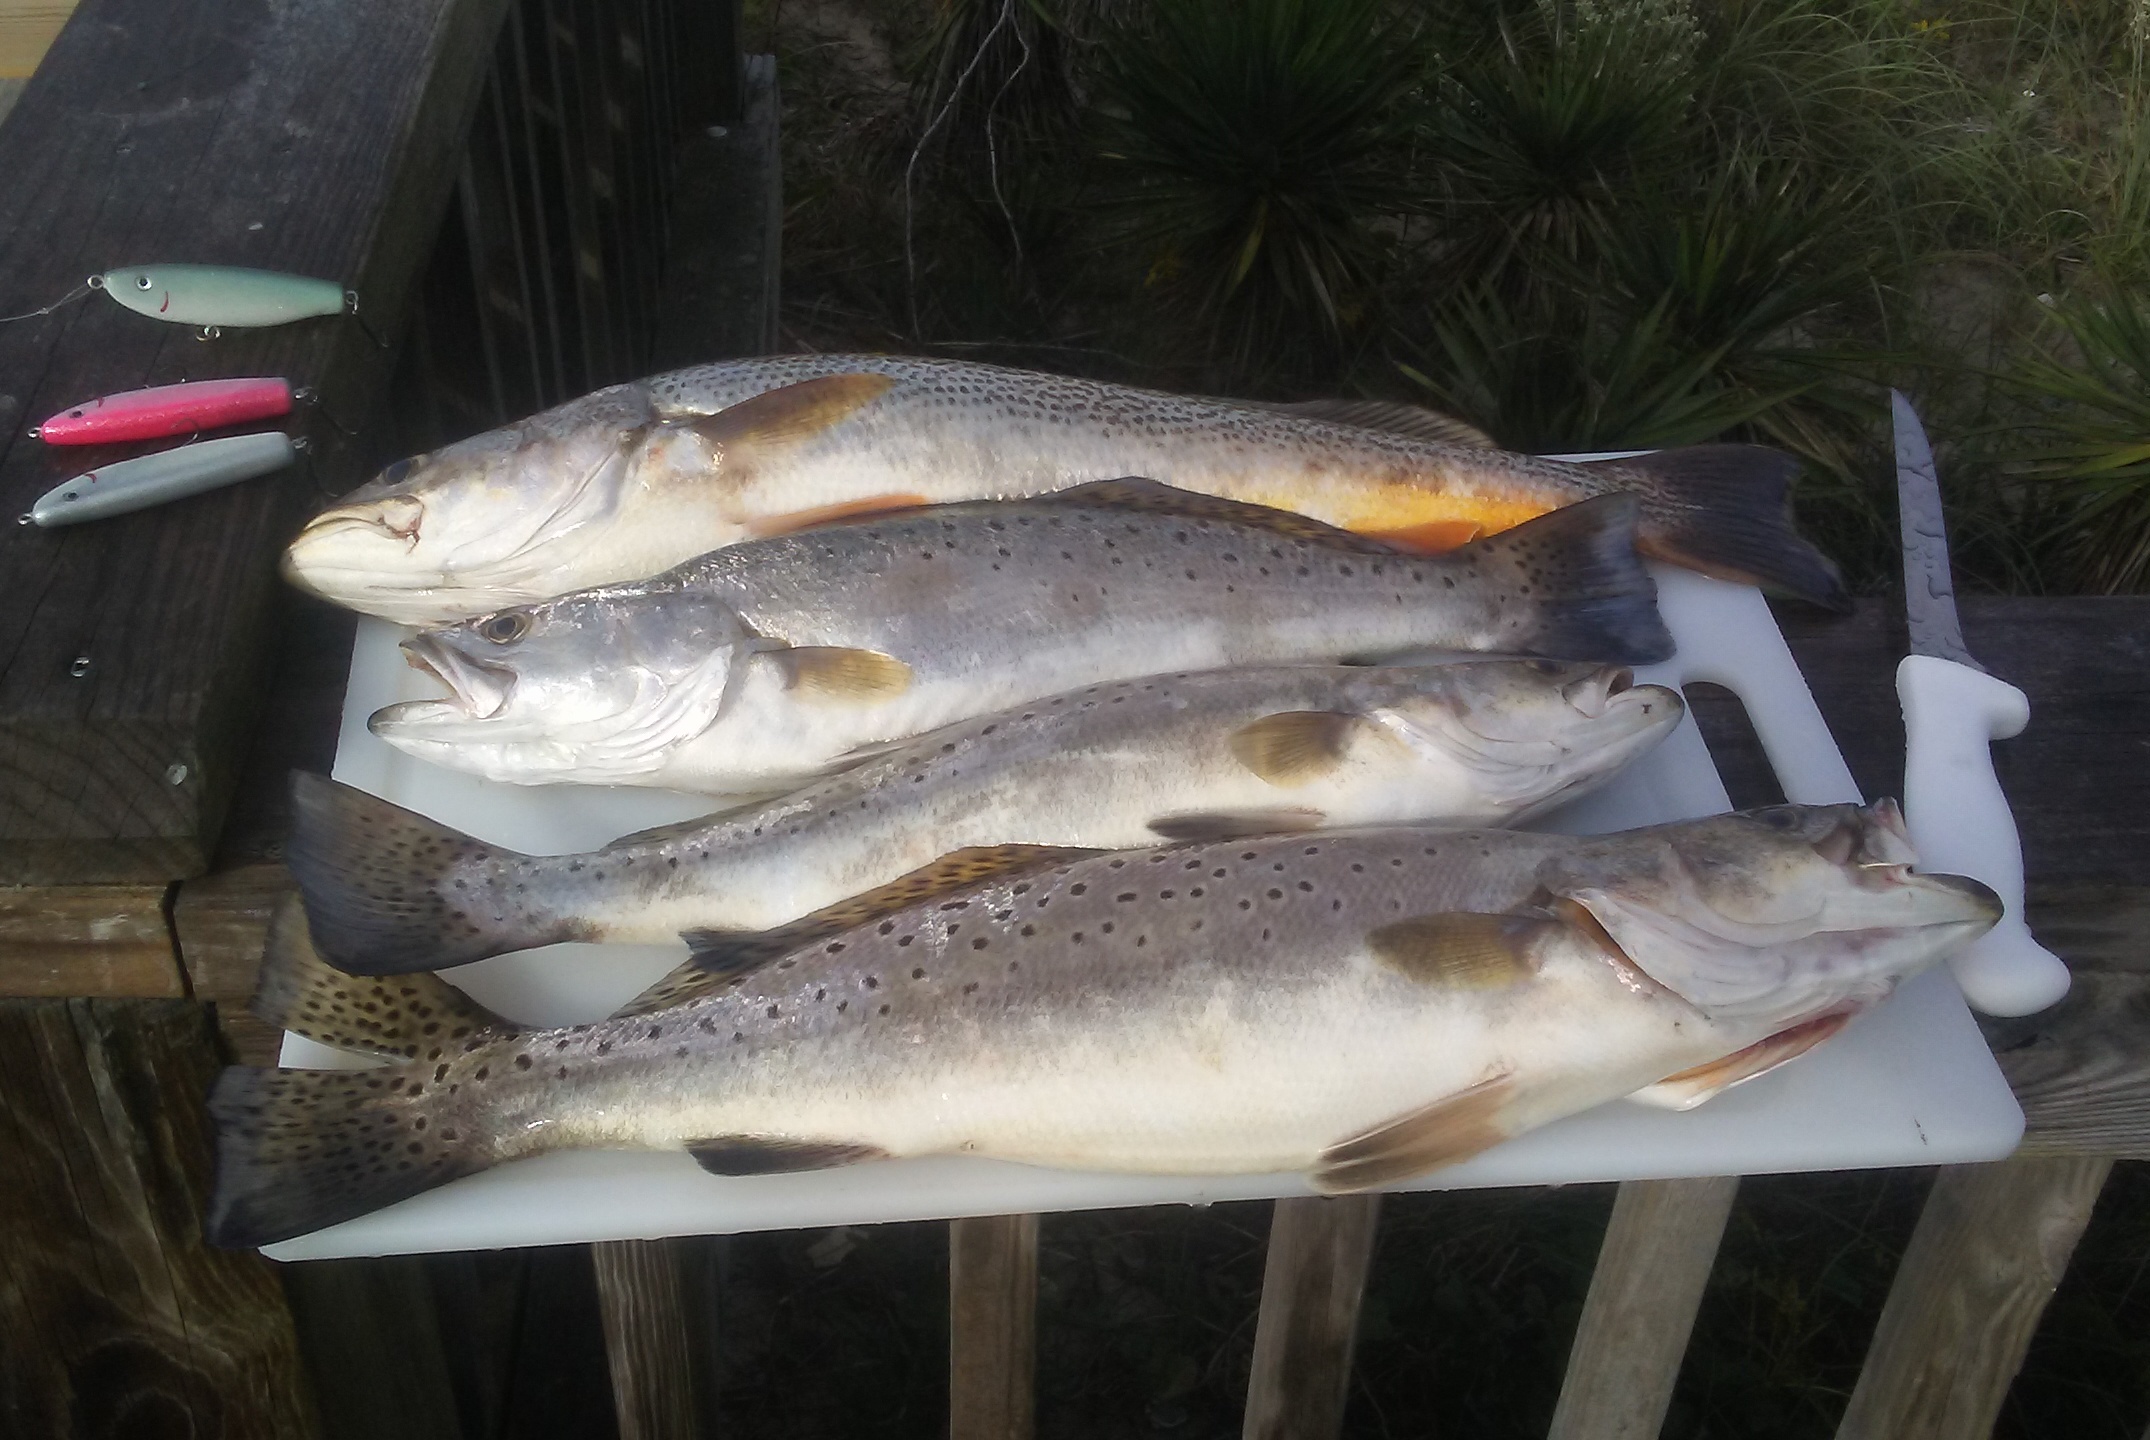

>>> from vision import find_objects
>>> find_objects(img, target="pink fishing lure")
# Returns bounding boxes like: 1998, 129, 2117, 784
33, 377, 294, 445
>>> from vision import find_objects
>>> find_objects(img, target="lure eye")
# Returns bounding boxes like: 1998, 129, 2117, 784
480, 613, 531, 644
133, 275, 155, 291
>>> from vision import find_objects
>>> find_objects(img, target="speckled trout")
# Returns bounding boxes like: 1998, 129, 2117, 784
281, 354, 1846, 624
366, 482, 1674, 794
291, 661, 1682, 975
207, 803, 1997, 1247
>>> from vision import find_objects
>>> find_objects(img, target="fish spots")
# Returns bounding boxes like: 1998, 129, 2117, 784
515, 1054, 533, 1070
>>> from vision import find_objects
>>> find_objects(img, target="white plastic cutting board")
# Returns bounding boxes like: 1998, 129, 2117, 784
266, 566, 2025, 1260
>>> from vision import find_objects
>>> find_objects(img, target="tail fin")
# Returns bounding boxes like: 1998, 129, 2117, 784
286, 772, 579, 974
206, 1064, 493, 1248
1600, 445, 1849, 611
1467, 495, 1675, 665
253, 893, 514, 1061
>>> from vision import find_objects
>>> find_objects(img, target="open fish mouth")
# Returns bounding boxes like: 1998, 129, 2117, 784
398, 633, 517, 719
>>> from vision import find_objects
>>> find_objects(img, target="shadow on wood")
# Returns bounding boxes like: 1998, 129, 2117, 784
0, 998, 317, 1438
1548, 1176, 1740, 1440
1835, 1155, 2114, 1440
950, 1213, 1039, 1440
1243, 1194, 1382, 1440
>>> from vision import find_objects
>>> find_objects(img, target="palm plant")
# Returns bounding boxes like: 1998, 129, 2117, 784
1428, 1, 1697, 285
1089, 0, 1429, 387
2007, 290, 2150, 591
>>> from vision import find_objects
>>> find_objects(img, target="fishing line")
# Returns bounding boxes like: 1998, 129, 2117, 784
0, 277, 95, 325
903, 0, 1018, 337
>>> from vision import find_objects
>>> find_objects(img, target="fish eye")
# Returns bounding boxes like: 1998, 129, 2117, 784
377, 457, 417, 487
480, 612, 531, 644
134, 274, 155, 290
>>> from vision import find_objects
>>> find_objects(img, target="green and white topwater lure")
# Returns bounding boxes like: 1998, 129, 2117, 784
1, 264, 362, 339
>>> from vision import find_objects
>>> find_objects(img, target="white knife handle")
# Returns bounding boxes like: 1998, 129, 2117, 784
1897, 654, 2070, 1016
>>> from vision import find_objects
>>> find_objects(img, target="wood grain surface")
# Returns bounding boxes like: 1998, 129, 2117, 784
0, 0, 512, 884
592, 1237, 722, 1440
950, 1213, 1040, 1440
0, 880, 177, 994
1835, 1156, 2115, 1440
1547, 1177, 1741, 1440
0, 0, 72, 77
0, 998, 317, 1438
1242, 1195, 1382, 1440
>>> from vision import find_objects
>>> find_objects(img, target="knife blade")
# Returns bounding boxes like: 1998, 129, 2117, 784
1890, 391, 2069, 1016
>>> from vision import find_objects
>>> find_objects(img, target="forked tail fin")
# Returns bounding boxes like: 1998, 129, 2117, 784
286, 771, 582, 974
208, 896, 520, 1248
1596, 445, 1849, 611
1465, 494, 1675, 665
206, 1065, 494, 1249
252, 893, 515, 1059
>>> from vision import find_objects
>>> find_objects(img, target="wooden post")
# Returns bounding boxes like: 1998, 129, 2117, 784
949, 1213, 1039, 1440
1547, 1176, 1740, 1440
279, 1258, 466, 1440
1835, 1155, 2115, 1440
0, 998, 318, 1438
1242, 1194, 1383, 1440
593, 1237, 721, 1440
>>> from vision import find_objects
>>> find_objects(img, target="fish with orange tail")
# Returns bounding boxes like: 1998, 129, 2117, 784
282, 355, 1847, 624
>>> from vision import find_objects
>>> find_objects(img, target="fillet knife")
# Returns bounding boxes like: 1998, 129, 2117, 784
1892, 389, 2069, 1015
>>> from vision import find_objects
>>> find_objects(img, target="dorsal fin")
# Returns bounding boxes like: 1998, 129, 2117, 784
1048, 478, 1417, 556
683, 373, 898, 451
614, 844, 1102, 1017
1244, 398, 1496, 448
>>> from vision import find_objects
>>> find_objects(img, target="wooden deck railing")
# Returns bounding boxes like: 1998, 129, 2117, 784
2, 1, 2145, 1435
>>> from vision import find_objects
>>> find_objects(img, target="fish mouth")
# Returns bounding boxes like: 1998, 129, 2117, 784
1892, 870, 2003, 929
398, 633, 517, 719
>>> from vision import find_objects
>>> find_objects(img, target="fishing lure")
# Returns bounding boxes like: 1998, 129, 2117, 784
32, 377, 298, 445
97, 266, 351, 329
24, 431, 299, 528
1, 265, 369, 340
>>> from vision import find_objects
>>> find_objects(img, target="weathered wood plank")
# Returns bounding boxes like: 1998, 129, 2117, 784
649, 51, 780, 369
1989, 972, 2150, 1158
0, 881, 178, 995
172, 862, 288, 1001
1242, 1194, 1382, 1440
0, 998, 317, 1438
950, 1213, 1039, 1440
1835, 1156, 2115, 1440
0, 0, 72, 77
0, 0, 513, 885
1547, 1176, 1740, 1440
593, 1236, 721, 1440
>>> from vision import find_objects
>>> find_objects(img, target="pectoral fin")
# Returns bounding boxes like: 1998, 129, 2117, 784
1229, 711, 1364, 786
1627, 1013, 1852, 1111
685, 373, 897, 450
1367, 912, 1559, 989
1314, 1075, 1516, 1191
772, 646, 914, 702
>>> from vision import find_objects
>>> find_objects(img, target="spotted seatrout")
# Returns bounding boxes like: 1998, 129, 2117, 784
291, 661, 1682, 974
366, 482, 1675, 794
282, 354, 1847, 624
209, 803, 1997, 1248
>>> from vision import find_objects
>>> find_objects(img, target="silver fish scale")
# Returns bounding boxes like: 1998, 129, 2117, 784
643, 353, 1600, 497
524, 827, 1570, 1085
